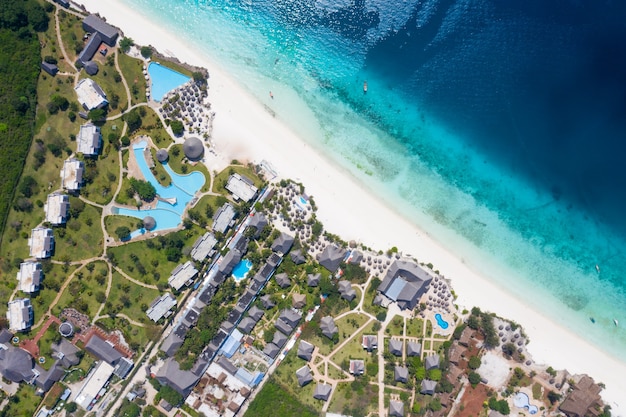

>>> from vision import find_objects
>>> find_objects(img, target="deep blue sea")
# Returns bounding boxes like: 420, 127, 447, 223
126, 0, 626, 359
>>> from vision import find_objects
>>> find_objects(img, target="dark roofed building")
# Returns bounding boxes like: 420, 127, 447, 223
83, 15, 119, 46
218, 249, 241, 275
296, 365, 313, 387
271, 232, 294, 254
307, 273, 321, 287
424, 354, 440, 370
155, 358, 200, 396
378, 260, 434, 310
320, 316, 338, 339
279, 309, 302, 328
349, 250, 363, 264
407, 341, 422, 357
297, 340, 314, 361
290, 249, 306, 265
459, 326, 474, 347
41, 61, 58, 76
156, 149, 169, 163
338, 280, 356, 301
247, 213, 268, 237
183, 307, 201, 328
238, 317, 256, 334
275, 319, 294, 336
421, 379, 437, 395
394, 366, 409, 383
161, 328, 185, 357
217, 357, 238, 375
292, 293, 306, 309
198, 286, 215, 306
389, 339, 403, 356
275, 272, 291, 289
313, 383, 332, 401
389, 400, 404, 417
248, 305, 264, 321
51, 339, 80, 368
0, 346, 34, 383
559, 375, 603, 417
317, 244, 345, 273
0, 329, 13, 344
263, 343, 280, 359
362, 335, 378, 351
260, 294, 275, 310
84, 61, 99, 75
183, 137, 204, 160
114, 357, 134, 379
34, 363, 65, 391
77, 32, 103, 65
272, 331, 288, 348
85, 334, 123, 365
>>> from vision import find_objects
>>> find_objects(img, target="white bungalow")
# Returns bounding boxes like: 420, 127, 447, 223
17, 262, 42, 293
44, 193, 70, 225
60, 158, 84, 192
76, 122, 102, 156
7, 299, 33, 332
28, 227, 54, 259
74, 78, 108, 110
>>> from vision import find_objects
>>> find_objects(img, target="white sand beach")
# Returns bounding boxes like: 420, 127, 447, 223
79, 1, 625, 412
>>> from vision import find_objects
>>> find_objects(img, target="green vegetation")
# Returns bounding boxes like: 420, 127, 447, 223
105, 215, 141, 238
118, 53, 146, 105
0, 0, 45, 243
244, 379, 318, 417
54, 261, 109, 318
0, 384, 41, 417
489, 397, 511, 415
108, 270, 160, 322
119, 37, 134, 53
167, 144, 210, 192
54, 197, 103, 260
170, 119, 184, 136
129, 177, 156, 201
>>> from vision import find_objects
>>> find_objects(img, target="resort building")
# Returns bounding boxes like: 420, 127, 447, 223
17, 261, 42, 293
424, 354, 440, 370
407, 341, 422, 357
225, 173, 258, 202
274, 272, 291, 289
307, 273, 321, 287
155, 357, 201, 396
297, 340, 314, 361
313, 383, 332, 401
60, 158, 84, 192
271, 232, 294, 255
320, 316, 338, 339
394, 365, 409, 383
292, 293, 306, 309
82, 15, 119, 47
161, 325, 187, 357
317, 244, 346, 272
168, 261, 199, 291
7, 299, 34, 332
190, 232, 218, 262
420, 379, 437, 395
349, 359, 365, 375
75, 361, 115, 411
44, 192, 70, 225
388, 339, 403, 356
389, 400, 405, 417
377, 259, 434, 310
559, 375, 603, 417
146, 293, 177, 322
212, 203, 237, 234
28, 227, 54, 259
296, 365, 313, 387
290, 249, 306, 264
338, 280, 356, 301
183, 137, 204, 160
76, 123, 102, 156
247, 212, 268, 237
0, 345, 35, 383
40, 61, 58, 76
362, 335, 378, 351
75, 78, 108, 111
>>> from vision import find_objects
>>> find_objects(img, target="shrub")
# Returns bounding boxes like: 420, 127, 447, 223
115, 226, 131, 240
140, 46, 152, 58
170, 119, 184, 136
119, 37, 133, 53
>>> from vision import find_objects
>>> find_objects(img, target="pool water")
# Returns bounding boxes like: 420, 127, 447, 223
513, 392, 538, 414
434, 313, 449, 329
232, 259, 253, 281
148, 62, 191, 102
113, 141, 205, 234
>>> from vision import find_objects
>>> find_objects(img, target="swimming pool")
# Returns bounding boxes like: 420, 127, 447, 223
232, 259, 253, 281
148, 62, 191, 102
113, 141, 205, 235
513, 392, 538, 414
434, 313, 449, 329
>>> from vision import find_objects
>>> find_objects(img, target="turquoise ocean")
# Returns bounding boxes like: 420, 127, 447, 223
126, 0, 626, 360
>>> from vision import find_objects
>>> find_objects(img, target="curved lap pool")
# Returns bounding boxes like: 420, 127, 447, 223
513, 392, 538, 414
434, 313, 449, 329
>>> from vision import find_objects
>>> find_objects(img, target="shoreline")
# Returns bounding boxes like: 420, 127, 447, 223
78, 0, 625, 412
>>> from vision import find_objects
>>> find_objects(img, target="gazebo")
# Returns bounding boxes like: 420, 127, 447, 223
183, 137, 204, 160
156, 148, 169, 163
143, 216, 156, 231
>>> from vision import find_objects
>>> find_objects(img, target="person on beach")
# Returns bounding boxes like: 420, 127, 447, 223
269, 91, 274, 99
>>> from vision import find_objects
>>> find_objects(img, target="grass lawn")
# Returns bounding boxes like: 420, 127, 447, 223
109, 270, 160, 323
118, 53, 147, 106
157, 59, 193, 78
58, 9, 85, 64
385, 315, 404, 337
304, 312, 370, 357
167, 144, 210, 192
149, 148, 172, 186
132, 107, 172, 147
30, 262, 78, 323
54, 260, 109, 320
328, 380, 378, 417
213, 164, 264, 195
326, 362, 349, 381
38, 322, 63, 370
79, 60, 127, 118
53, 198, 103, 260
114, 176, 135, 206
121, 149, 129, 169
244, 377, 319, 417
1, 384, 41, 417
187, 194, 228, 229
96, 316, 158, 354
104, 215, 142, 238
330, 320, 378, 367
406, 317, 425, 338
40, 13, 74, 74
107, 226, 204, 286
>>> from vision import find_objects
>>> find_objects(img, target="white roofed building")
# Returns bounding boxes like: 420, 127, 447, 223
17, 262, 42, 293
7, 299, 33, 332
44, 193, 70, 225
75, 361, 115, 410
146, 293, 177, 322
60, 158, 84, 192
75, 78, 108, 110
212, 203, 237, 234
225, 173, 258, 202
190, 232, 218, 262
76, 123, 102, 156
168, 261, 199, 291
28, 227, 54, 259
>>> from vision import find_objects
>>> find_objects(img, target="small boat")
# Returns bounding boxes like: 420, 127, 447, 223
614, 319, 619, 327
595, 264, 600, 273
590, 317, 595, 323
363, 81, 368, 93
